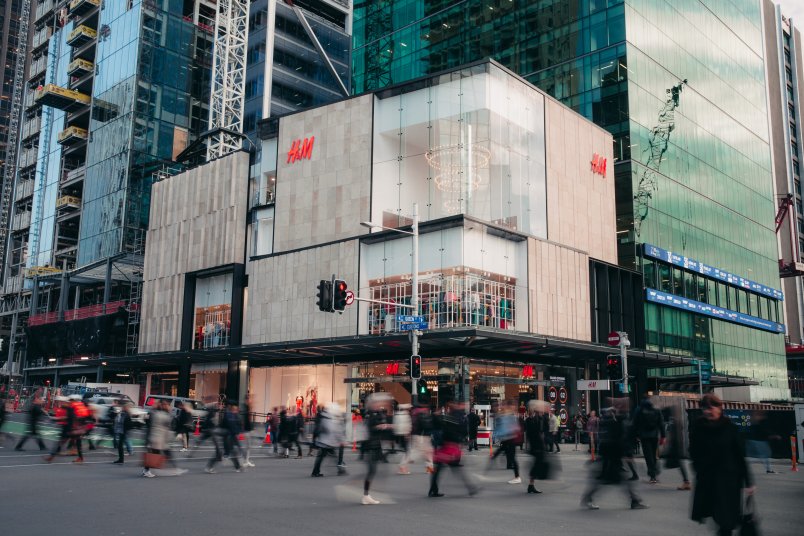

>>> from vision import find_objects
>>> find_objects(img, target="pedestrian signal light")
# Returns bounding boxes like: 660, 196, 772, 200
410, 354, 421, 379
606, 355, 622, 380
333, 279, 348, 311
316, 280, 332, 312
418, 382, 428, 396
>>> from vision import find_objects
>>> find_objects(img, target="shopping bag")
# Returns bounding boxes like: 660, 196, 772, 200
433, 442, 462, 465
143, 452, 166, 469
740, 495, 761, 536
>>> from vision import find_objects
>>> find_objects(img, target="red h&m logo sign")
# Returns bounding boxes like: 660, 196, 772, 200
591, 153, 607, 177
385, 362, 400, 375
287, 136, 315, 163
522, 365, 534, 378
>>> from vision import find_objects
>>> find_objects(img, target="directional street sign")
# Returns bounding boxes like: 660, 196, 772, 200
397, 315, 426, 323
399, 322, 428, 331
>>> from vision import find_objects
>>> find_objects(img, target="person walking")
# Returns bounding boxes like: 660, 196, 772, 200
547, 409, 561, 453
241, 395, 256, 467
662, 406, 691, 490
410, 402, 434, 473
746, 410, 777, 474
15, 394, 47, 451
581, 402, 648, 511
394, 403, 412, 474
111, 400, 133, 464
467, 409, 481, 451
143, 399, 184, 477
362, 393, 393, 505
632, 397, 665, 483
586, 411, 600, 457
524, 400, 549, 495
690, 394, 754, 536
176, 402, 194, 452
0, 395, 7, 447
428, 401, 478, 498
311, 402, 346, 477
489, 401, 521, 484
45, 396, 86, 464
206, 401, 243, 473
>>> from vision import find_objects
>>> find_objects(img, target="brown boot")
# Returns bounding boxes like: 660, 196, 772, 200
677, 482, 691, 490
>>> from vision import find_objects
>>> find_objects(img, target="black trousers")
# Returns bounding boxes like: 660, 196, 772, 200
364, 449, 381, 494
641, 437, 659, 479
313, 445, 345, 474
15, 426, 46, 450
492, 440, 519, 477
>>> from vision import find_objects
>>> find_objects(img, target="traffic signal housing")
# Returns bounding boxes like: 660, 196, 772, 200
410, 354, 421, 380
606, 355, 622, 380
333, 279, 348, 311
316, 280, 332, 312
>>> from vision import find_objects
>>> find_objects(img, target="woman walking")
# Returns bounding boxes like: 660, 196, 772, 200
690, 394, 754, 536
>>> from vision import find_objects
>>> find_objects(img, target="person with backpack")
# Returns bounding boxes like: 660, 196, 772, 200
45, 396, 86, 463
632, 397, 665, 483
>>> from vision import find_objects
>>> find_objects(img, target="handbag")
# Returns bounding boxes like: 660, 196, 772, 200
739, 495, 761, 536
433, 442, 462, 465
143, 452, 166, 469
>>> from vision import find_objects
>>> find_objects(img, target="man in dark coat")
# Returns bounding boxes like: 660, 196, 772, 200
632, 397, 665, 483
524, 401, 549, 494
690, 394, 754, 536
15, 394, 47, 451
111, 401, 133, 464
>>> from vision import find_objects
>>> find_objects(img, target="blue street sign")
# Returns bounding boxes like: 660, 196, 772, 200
399, 322, 428, 331
397, 315, 426, 323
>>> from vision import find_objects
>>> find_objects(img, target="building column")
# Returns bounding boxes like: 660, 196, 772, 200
226, 360, 248, 404
96, 366, 103, 383
103, 257, 112, 313
177, 360, 191, 398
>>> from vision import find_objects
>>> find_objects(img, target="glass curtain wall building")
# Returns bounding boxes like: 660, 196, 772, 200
352, 0, 788, 395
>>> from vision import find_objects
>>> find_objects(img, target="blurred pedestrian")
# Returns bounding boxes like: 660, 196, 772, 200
410, 402, 434, 472
690, 394, 754, 536
241, 394, 256, 467
524, 400, 549, 494
361, 393, 393, 505
573, 412, 586, 451
581, 401, 648, 511
311, 402, 346, 477
45, 395, 87, 463
632, 397, 665, 483
661, 406, 691, 490
586, 410, 599, 457
191, 398, 219, 454
15, 394, 47, 451
547, 408, 561, 453
111, 400, 133, 464
308, 405, 323, 456
489, 400, 521, 484
0, 395, 8, 447
747, 410, 777, 474
394, 403, 412, 474
206, 400, 242, 473
270, 408, 280, 454
467, 409, 481, 451
143, 399, 184, 477
176, 402, 194, 452
428, 401, 478, 498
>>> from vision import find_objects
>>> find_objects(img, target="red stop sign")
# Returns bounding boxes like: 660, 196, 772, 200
607, 331, 621, 346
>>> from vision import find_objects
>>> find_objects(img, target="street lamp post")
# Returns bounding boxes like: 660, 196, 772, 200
361, 203, 420, 404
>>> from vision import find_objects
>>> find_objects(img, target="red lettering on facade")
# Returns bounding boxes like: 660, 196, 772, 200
591, 153, 607, 177
287, 136, 315, 164
522, 365, 534, 378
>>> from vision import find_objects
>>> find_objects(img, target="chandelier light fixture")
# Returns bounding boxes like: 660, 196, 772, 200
425, 123, 491, 213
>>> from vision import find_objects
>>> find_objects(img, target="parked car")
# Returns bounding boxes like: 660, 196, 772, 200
86, 394, 148, 425
143, 395, 205, 420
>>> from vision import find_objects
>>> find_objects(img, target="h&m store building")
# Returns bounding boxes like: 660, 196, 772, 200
127, 61, 707, 418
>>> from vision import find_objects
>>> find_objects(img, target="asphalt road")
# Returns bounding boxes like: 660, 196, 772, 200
0, 423, 802, 536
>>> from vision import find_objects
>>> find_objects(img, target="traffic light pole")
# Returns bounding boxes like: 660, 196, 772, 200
620, 333, 630, 396
411, 203, 420, 405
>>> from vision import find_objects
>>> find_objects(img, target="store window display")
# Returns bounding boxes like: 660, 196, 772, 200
193, 273, 233, 349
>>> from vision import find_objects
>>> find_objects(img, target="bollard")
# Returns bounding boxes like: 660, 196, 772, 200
792, 436, 799, 473
193, 419, 201, 436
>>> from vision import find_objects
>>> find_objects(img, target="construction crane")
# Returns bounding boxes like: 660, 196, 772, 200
633, 79, 687, 238
206, 0, 250, 161
0, 0, 32, 283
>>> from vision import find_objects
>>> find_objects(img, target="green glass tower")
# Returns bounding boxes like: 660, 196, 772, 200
353, 0, 788, 396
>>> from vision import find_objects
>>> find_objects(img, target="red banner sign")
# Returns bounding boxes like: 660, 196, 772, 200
287, 136, 315, 163
522, 365, 534, 378
385, 362, 400, 375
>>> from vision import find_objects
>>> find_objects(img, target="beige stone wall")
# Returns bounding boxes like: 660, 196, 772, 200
527, 238, 591, 341
243, 240, 359, 344
273, 94, 374, 253
544, 98, 617, 265
140, 151, 249, 353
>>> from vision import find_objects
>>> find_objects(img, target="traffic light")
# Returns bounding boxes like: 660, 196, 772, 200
410, 354, 421, 379
606, 355, 622, 380
316, 280, 332, 312
333, 279, 348, 311
418, 382, 428, 397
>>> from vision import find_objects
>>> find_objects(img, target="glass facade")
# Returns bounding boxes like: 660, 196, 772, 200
372, 63, 547, 236
353, 0, 788, 390
77, 0, 211, 265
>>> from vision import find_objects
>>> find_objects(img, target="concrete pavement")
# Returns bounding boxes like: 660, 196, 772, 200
0, 431, 801, 536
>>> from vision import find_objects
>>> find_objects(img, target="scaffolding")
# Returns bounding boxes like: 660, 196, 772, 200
206, 0, 250, 161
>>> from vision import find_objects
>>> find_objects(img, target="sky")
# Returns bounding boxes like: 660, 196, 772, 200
777, 0, 804, 22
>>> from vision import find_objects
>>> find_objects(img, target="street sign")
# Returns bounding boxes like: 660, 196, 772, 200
345, 290, 355, 306
617, 382, 631, 393
576, 379, 611, 391
399, 322, 428, 331
607, 331, 621, 346
397, 315, 426, 323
